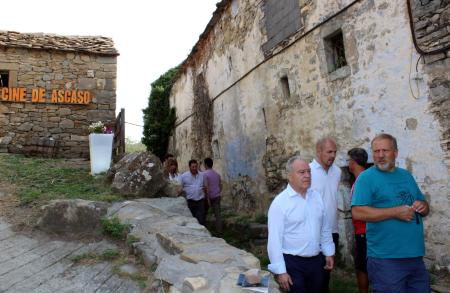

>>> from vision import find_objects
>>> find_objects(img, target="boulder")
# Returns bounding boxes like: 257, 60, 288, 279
37, 199, 109, 234
107, 151, 167, 197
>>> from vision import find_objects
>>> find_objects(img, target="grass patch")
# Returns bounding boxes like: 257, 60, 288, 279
330, 271, 359, 293
0, 154, 122, 205
71, 251, 98, 263
125, 138, 146, 154
126, 235, 141, 246
112, 264, 148, 289
101, 249, 121, 260
101, 217, 131, 240
71, 249, 121, 264
131, 273, 148, 289
149, 262, 158, 273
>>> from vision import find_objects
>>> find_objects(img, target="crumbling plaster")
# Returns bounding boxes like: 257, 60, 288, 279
170, 0, 450, 266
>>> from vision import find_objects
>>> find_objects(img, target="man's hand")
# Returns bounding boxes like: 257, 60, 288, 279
324, 256, 334, 271
276, 273, 293, 291
395, 205, 415, 221
412, 200, 429, 216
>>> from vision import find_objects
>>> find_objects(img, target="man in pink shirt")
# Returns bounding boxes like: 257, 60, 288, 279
203, 158, 222, 233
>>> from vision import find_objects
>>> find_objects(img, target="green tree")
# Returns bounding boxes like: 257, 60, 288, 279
142, 66, 178, 160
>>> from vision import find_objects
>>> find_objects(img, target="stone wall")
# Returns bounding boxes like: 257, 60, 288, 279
170, 0, 450, 267
411, 0, 450, 167
411, 0, 450, 267
0, 46, 117, 158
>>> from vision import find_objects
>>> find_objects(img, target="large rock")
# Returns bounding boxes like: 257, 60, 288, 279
107, 151, 167, 197
38, 199, 109, 234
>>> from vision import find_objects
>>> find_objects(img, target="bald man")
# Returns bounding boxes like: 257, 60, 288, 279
310, 138, 341, 293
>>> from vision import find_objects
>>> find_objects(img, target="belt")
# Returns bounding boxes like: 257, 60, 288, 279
284, 253, 321, 259
187, 198, 204, 202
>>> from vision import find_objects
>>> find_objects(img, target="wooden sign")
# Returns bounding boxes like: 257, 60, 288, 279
0, 87, 91, 104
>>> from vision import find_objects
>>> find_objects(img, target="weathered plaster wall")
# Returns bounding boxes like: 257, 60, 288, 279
0, 47, 116, 158
170, 0, 450, 267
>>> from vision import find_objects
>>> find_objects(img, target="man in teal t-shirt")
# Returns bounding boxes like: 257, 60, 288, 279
351, 133, 430, 293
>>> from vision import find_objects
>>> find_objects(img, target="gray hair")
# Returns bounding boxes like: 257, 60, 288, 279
371, 133, 398, 150
286, 155, 306, 173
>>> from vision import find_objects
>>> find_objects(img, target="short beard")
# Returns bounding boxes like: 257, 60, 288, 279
376, 161, 395, 172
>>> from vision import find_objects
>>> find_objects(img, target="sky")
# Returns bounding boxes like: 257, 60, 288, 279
1, 0, 218, 141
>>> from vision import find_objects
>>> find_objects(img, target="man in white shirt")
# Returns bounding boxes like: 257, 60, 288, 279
268, 156, 335, 292
310, 138, 341, 293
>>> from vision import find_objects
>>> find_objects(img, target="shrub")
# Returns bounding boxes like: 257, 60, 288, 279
100, 217, 131, 239
254, 213, 268, 224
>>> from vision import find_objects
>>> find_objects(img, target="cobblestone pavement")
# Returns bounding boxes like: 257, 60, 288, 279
0, 218, 141, 292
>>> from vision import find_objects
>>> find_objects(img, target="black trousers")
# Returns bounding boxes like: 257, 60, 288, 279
187, 198, 206, 225
284, 253, 325, 293
322, 233, 339, 293
205, 196, 222, 233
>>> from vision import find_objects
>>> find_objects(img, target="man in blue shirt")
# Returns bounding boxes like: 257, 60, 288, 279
179, 159, 207, 225
351, 133, 430, 293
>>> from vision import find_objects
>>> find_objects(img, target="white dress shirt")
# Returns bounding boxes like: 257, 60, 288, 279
267, 184, 335, 274
168, 173, 180, 183
310, 159, 342, 233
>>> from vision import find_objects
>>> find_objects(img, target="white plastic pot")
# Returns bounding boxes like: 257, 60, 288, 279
89, 133, 114, 175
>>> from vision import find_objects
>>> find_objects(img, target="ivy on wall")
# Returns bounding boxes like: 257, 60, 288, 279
142, 67, 178, 160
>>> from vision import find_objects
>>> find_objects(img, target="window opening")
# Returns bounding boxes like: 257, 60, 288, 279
324, 30, 347, 73
280, 76, 291, 99
231, 0, 239, 17
0, 71, 9, 87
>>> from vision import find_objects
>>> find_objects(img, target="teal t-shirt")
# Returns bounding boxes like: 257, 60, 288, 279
351, 166, 425, 258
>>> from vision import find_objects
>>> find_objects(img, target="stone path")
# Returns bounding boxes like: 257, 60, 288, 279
0, 218, 141, 293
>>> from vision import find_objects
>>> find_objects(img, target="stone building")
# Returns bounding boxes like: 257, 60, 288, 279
0, 31, 118, 158
169, 0, 450, 267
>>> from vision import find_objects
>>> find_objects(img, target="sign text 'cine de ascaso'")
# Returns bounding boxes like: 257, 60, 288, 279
0, 88, 91, 104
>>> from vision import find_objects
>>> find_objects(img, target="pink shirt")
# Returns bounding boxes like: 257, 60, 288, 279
204, 169, 221, 199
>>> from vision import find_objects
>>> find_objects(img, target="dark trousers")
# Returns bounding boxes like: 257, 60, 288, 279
322, 233, 339, 293
284, 253, 325, 293
187, 198, 206, 225
367, 257, 430, 293
205, 197, 222, 233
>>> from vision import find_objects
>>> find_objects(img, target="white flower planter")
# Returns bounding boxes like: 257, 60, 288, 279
89, 133, 114, 175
